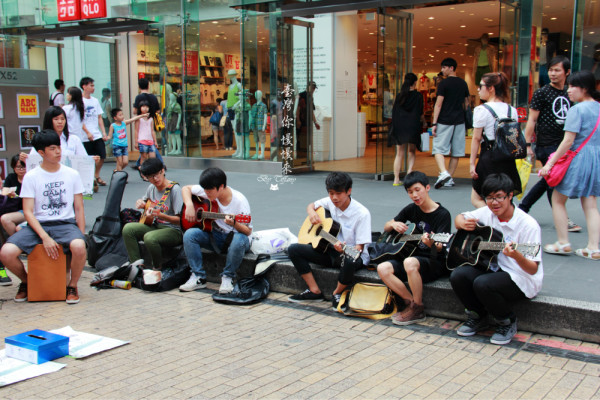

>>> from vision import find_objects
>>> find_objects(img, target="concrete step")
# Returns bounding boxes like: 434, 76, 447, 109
199, 250, 600, 343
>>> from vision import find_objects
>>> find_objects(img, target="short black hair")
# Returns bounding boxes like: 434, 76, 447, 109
138, 78, 150, 90
10, 154, 24, 169
325, 172, 352, 192
441, 58, 457, 71
54, 79, 64, 90
140, 158, 165, 176
111, 108, 122, 118
403, 171, 429, 191
481, 173, 514, 198
548, 56, 570, 72
79, 77, 94, 88
32, 129, 61, 152
199, 167, 227, 189
138, 100, 150, 109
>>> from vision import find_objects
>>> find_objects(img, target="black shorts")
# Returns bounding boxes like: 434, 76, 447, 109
7, 219, 86, 254
389, 256, 445, 283
84, 138, 106, 159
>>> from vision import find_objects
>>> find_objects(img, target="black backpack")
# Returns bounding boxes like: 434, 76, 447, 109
482, 104, 527, 160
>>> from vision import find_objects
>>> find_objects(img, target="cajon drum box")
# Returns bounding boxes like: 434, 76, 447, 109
27, 245, 68, 301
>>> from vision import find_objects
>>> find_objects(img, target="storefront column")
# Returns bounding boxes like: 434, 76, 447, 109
571, 0, 585, 70
516, 0, 542, 108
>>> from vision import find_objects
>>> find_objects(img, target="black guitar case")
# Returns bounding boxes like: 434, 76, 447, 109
87, 171, 129, 270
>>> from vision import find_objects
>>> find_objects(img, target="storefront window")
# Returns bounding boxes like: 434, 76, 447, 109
577, 0, 600, 86
0, 35, 25, 68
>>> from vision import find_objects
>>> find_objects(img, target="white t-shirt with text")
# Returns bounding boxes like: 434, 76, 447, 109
20, 164, 84, 222
83, 96, 104, 141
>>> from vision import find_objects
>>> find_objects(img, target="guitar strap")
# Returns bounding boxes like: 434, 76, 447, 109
152, 181, 178, 225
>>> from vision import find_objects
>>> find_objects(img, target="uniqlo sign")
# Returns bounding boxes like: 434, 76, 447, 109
57, 0, 80, 21
80, 0, 107, 19
57, 0, 106, 21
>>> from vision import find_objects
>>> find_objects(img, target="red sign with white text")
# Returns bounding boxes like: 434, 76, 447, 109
80, 0, 107, 19
57, 0, 81, 21
184, 51, 199, 76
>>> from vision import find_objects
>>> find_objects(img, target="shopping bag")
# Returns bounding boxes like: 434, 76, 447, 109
515, 157, 532, 200
420, 132, 430, 152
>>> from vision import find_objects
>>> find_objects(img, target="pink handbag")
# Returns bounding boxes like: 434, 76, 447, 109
544, 104, 600, 187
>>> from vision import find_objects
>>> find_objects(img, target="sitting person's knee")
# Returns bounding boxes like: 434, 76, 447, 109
377, 262, 393, 277
403, 257, 420, 274
70, 239, 87, 255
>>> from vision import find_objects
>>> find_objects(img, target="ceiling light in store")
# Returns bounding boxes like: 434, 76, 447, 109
590, 31, 596, 34
551, 17, 557, 20
437, 28, 442, 31
369, 32, 375, 35
459, 10, 465, 13
469, 13, 475, 15
429, 36, 434, 39
460, 25, 466, 28
488, 32, 493, 35
413, 45, 416, 48
428, 16, 434, 20
462, 64, 466, 66
212, 21, 218, 24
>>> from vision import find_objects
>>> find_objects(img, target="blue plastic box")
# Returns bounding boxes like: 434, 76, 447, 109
5, 329, 69, 364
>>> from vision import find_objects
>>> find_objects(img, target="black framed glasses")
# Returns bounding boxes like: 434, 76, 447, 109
484, 195, 508, 204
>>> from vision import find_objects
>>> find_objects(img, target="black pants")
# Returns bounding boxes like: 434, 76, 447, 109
449, 266, 526, 321
288, 243, 363, 286
519, 144, 557, 212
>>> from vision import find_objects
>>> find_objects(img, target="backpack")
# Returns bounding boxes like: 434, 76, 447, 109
49, 91, 59, 106
134, 249, 190, 292
482, 104, 527, 161
153, 112, 165, 132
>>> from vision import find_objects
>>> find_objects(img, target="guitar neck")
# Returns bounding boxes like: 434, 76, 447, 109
319, 230, 359, 257
202, 211, 233, 221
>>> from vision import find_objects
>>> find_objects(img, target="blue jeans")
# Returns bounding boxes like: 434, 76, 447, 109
519, 144, 556, 213
183, 228, 250, 279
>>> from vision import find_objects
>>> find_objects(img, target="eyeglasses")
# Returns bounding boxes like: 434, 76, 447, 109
484, 195, 508, 204
14, 165, 26, 170
144, 170, 163, 181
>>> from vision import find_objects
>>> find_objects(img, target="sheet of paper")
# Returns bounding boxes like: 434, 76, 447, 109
50, 326, 129, 359
0, 349, 65, 387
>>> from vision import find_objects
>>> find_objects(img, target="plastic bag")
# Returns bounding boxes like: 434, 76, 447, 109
516, 157, 532, 200
250, 228, 298, 254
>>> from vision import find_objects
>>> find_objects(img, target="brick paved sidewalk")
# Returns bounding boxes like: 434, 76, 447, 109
1, 268, 599, 399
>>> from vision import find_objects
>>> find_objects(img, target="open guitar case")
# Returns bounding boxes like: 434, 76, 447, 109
87, 171, 129, 271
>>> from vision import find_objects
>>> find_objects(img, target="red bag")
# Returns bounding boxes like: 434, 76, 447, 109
544, 105, 600, 187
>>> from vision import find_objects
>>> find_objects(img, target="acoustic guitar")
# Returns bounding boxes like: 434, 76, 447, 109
446, 224, 540, 271
180, 196, 251, 232
297, 206, 362, 262
368, 224, 453, 266
139, 200, 159, 226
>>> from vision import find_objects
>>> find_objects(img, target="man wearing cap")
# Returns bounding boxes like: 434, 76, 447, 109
296, 81, 320, 161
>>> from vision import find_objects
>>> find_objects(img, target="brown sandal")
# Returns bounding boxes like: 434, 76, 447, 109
96, 177, 107, 186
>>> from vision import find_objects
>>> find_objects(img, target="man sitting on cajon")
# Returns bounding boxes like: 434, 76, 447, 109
0, 130, 87, 304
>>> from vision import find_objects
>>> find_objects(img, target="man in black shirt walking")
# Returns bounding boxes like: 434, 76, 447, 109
519, 56, 581, 232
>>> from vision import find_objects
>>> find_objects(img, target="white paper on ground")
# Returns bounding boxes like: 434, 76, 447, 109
50, 326, 129, 359
0, 349, 65, 387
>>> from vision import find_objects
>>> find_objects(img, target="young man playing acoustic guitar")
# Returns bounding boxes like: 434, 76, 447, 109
450, 173, 543, 345
122, 158, 183, 271
288, 172, 371, 310
377, 171, 452, 325
179, 167, 252, 294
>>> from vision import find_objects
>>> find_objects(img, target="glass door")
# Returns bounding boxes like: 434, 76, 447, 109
375, 8, 412, 179
273, 16, 313, 172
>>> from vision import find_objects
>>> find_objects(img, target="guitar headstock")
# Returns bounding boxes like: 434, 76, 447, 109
516, 243, 541, 258
431, 233, 453, 244
235, 214, 252, 224
344, 246, 362, 261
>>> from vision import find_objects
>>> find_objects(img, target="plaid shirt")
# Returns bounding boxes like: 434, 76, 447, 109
250, 101, 268, 132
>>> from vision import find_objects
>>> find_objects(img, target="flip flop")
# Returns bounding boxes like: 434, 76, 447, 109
96, 177, 107, 186
543, 241, 572, 255
575, 248, 600, 261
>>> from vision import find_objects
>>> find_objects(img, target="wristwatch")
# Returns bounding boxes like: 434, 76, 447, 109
526, 143, 532, 147
432, 123, 438, 126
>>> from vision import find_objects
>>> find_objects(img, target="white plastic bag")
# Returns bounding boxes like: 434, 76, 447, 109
420, 132, 430, 152
250, 228, 298, 254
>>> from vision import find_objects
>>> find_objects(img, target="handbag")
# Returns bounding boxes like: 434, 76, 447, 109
420, 131, 430, 152
0, 195, 22, 216
464, 104, 473, 130
153, 112, 165, 132
544, 105, 600, 187
336, 282, 397, 319
209, 111, 222, 126
219, 115, 227, 128
483, 104, 527, 160
515, 157, 533, 200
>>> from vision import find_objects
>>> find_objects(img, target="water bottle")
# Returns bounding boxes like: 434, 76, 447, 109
110, 280, 132, 290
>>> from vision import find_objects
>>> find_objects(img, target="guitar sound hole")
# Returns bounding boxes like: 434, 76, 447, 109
470, 237, 482, 254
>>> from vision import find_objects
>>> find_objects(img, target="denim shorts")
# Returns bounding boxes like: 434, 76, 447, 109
7, 219, 85, 254
138, 143, 155, 153
113, 145, 128, 157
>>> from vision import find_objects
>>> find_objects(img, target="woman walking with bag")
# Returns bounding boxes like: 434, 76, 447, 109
390, 73, 425, 186
539, 70, 600, 260
469, 72, 521, 208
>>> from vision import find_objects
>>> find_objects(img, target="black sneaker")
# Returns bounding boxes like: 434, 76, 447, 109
332, 293, 342, 311
288, 289, 324, 303
457, 310, 489, 337
0, 267, 12, 286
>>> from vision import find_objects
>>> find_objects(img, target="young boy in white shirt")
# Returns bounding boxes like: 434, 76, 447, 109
0, 130, 87, 304
287, 172, 372, 310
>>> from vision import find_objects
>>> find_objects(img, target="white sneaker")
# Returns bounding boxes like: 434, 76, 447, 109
179, 273, 207, 292
444, 178, 455, 187
219, 276, 234, 294
435, 171, 452, 189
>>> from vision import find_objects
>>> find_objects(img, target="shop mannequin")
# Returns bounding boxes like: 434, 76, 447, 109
233, 90, 252, 159
226, 69, 243, 158
250, 90, 268, 159
472, 33, 497, 85
167, 92, 182, 155
418, 71, 430, 107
